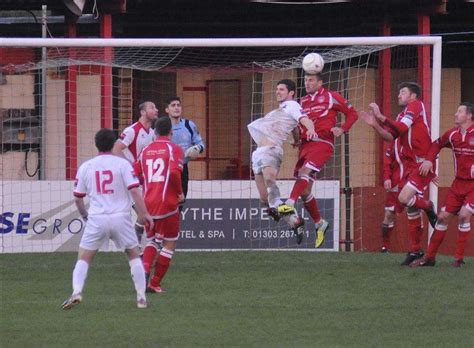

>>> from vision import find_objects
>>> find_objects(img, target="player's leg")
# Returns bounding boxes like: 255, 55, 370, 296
142, 221, 160, 277
262, 165, 283, 208
399, 206, 426, 266
413, 183, 464, 267
110, 213, 148, 307
62, 216, 106, 309
399, 176, 437, 228
413, 210, 452, 267
453, 206, 472, 267
252, 146, 283, 221
62, 248, 97, 309
381, 208, 396, 253
148, 213, 179, 293
280, 142, 332, 212
148, 241, 176, 293
300, 181, 328, 248
125, 247, 148, 308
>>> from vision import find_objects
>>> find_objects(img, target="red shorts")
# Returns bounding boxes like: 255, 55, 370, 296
385, 190, 404, 214
146, 212, 180, 241
293, 141, 333, 179
442, 178, 474, 215
405, 164, 436, 194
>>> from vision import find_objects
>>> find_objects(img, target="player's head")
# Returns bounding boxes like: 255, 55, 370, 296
276, 79, 296, 102
165, 96, 182, 119
304, 73, 323, 94
139, 101, 159, 122
455, 102, 474, 125
95, 128, 117, 153
154, 116, 173, 137
398, 82, 421, 106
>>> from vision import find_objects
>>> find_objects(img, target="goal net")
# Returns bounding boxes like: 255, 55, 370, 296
0, 37, 441, 253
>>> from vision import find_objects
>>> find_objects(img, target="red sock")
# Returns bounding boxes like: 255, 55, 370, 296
289, 177, 310, 202
409, 195, 431, 211
454, 229, 471, 261
426, 229, 446, 260
150, 248, 173, 287
142, 243, 158, 274
407, 214, 423, 253
382, 223, 394, 249
303, 195, 321, 223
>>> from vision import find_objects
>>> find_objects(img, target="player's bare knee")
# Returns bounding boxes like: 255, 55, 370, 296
125, 247, 141, 260
398, 193, 411, 206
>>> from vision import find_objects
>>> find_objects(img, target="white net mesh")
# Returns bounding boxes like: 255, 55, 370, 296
0, 40, 434, 252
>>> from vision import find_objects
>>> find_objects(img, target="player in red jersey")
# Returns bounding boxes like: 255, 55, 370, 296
112, 101, 159, 246
277, 72, 358, 247
134, 116, 185, 293
361, 82, 437, 265
381, 141, 404, 252
412, 102, 474, 267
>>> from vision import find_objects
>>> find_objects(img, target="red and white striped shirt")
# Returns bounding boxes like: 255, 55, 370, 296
119, 121, 155, 162
384, 99, 431, 163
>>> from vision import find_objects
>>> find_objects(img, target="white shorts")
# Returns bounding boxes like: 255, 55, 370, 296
79, 212, 138, 251
251, 145, 283, 175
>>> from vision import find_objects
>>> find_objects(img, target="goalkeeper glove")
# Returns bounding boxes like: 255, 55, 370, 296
185, 145, 203, 159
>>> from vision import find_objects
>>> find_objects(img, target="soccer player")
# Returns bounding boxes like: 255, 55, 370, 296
166, 96, 205, 206
361, 82, 437, 266
412, 102, 474, 267
247, 79, 317, 244
381, 141, 404, 253
277, 72, 359, 248
134, 116, 185, 293
62, 128, 154, 310
112, 101, 158, 246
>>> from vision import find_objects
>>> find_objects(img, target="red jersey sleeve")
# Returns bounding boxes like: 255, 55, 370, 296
172, 145, 184, 173
383, 101, 422, 137
170, 144, 184, 196
331, 91, 358, 132
426, 129, 453, 162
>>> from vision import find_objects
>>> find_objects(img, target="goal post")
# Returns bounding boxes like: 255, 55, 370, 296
0, 36, 441, 253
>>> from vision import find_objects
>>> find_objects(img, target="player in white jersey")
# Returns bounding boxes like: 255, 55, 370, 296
247, 79, 316, 244
62, 129, 154, 310
113, 101, 158, 163
112, 101, 158, 245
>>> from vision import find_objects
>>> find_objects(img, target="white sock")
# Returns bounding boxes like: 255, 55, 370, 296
129, 258, 146, 298
72, 259, 89, 295
286, 199, 295, 206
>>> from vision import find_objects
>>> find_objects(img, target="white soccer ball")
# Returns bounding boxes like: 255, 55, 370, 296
302, 53, 324, 74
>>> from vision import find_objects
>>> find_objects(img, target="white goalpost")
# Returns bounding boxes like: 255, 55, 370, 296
0, 36, 441, 253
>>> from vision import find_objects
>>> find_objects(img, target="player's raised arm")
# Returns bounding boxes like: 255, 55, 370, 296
360, 110, 394, 142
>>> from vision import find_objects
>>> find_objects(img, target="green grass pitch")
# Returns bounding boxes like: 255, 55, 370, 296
1, 251, 473, 347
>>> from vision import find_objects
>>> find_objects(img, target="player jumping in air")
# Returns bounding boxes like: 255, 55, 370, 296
247, 79, 316, 244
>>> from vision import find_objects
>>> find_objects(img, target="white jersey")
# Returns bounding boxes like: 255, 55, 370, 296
247, 100, 305, 147
74, 154, 140, 215
118, 121, 155, 162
